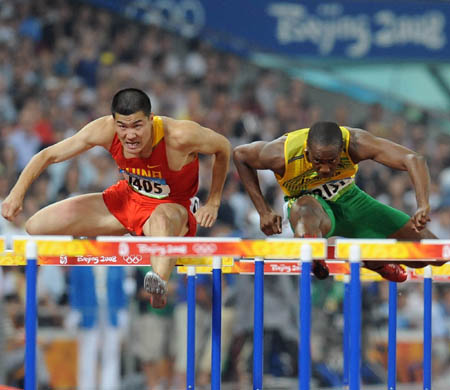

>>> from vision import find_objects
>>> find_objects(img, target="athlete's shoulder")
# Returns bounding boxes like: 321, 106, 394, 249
344, 127, 370, 145
89, 115, 115, 129
343, 126, 365, 136
260, 136, 286, 168
163, 116, 201, 128
161, 116, 207, 146
159, 116, 189, 136
285, 127, 309, 136
270, 135, 287, 147
344, 127, 376, 162
79, 115, 115, 148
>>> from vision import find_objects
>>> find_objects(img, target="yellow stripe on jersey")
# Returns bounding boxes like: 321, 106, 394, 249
275, 126, 358, 197
152, 116, 165, 147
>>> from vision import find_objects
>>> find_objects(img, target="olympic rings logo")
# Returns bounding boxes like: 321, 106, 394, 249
193, 243, 218, 255
122, 255, 143, 264
124, 0, 205, 38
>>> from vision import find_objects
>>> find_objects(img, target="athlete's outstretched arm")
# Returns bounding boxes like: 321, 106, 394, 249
175, 120, 231, 228
1, 116, 115, 221
233, 140, 284, 235
348, 127, 431, 232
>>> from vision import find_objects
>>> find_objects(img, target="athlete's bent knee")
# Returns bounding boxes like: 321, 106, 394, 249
146, 204, 189, 236
149, 213, 187, 236
293, 204, 315, 218
291, 197, 331, 237
290, 200, 321, 226
149, 214, 172, 235
25, 215, 40, 235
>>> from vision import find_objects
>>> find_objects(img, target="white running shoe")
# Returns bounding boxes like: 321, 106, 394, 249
144, 271, 168, 308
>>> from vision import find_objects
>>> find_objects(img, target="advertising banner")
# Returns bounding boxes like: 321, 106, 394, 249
82, 0, 450, 60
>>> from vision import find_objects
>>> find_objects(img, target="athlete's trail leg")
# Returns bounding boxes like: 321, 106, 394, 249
25, 193, 129, 236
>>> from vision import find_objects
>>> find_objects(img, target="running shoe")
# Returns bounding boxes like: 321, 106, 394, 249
312, 259, 330, 279
370, 263, 407, 283
144, 271, 168, 308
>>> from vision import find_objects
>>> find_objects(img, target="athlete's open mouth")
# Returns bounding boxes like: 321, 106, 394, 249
125, 141, 140, 150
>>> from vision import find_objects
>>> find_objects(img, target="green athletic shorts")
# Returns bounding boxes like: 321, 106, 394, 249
286, 184, 410, 238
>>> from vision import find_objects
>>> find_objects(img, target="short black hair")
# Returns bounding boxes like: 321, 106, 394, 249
307, 121, 343, 150
111, 88, 152, 117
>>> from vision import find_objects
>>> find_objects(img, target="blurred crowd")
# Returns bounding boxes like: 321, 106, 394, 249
0, 0, 449, 389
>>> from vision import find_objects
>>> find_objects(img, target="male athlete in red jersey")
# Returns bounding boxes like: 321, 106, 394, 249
2, 88, 231, 307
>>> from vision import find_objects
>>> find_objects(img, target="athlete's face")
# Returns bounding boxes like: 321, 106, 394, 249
114, 111, 153, 156
306, 144, 342, 179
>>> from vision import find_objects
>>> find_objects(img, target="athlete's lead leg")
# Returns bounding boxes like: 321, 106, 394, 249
142, 203, 189, 308
290, 196, 332, 279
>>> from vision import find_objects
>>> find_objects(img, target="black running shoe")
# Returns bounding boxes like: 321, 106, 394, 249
312, 260, 330, 279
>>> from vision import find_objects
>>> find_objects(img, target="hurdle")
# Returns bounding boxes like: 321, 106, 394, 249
335, 239, 450, 390
179, 238, 450, 390
178, 238, 327, 390
1, 236, 325, 390
1, 236, 450, 390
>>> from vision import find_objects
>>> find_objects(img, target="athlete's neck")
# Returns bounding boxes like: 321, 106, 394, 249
140, 123, 155, 158
139, 139, 154, 158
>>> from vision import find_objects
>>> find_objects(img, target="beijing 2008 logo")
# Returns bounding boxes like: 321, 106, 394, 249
59, 255, 68, 265
119, 242, 130, 256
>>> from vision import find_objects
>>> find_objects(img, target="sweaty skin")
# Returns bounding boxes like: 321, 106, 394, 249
2, 112, 231, 282
233, 126, 443, 269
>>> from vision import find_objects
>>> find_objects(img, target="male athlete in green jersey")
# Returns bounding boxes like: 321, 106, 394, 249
233, 121, 446, 282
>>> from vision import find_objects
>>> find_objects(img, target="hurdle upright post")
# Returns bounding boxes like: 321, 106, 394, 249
423, 265, 432, 390
343, 274, 350, 388
299, 244, 312, 390
25, 240, 38, 390
187, 266, 196, 390
253, 257, 264, 390
211, 256, 222, 390
388, 281, 398, 390
349, 244, 361, 390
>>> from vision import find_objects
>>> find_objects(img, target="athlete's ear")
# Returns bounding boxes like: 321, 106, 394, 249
305, 148, 310, 162
149, 113, 154, 120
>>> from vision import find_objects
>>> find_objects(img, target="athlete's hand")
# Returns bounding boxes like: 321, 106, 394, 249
260, 211, 282, 236
1, 193, 24, 222
411, 205, 431, 232
195, 203, 219, 228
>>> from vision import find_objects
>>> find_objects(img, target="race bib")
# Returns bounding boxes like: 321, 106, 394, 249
121, 170, 170, 199
310, 178, 354, 201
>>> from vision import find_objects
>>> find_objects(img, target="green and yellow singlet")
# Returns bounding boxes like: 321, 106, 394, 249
275, 126, 358, 201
